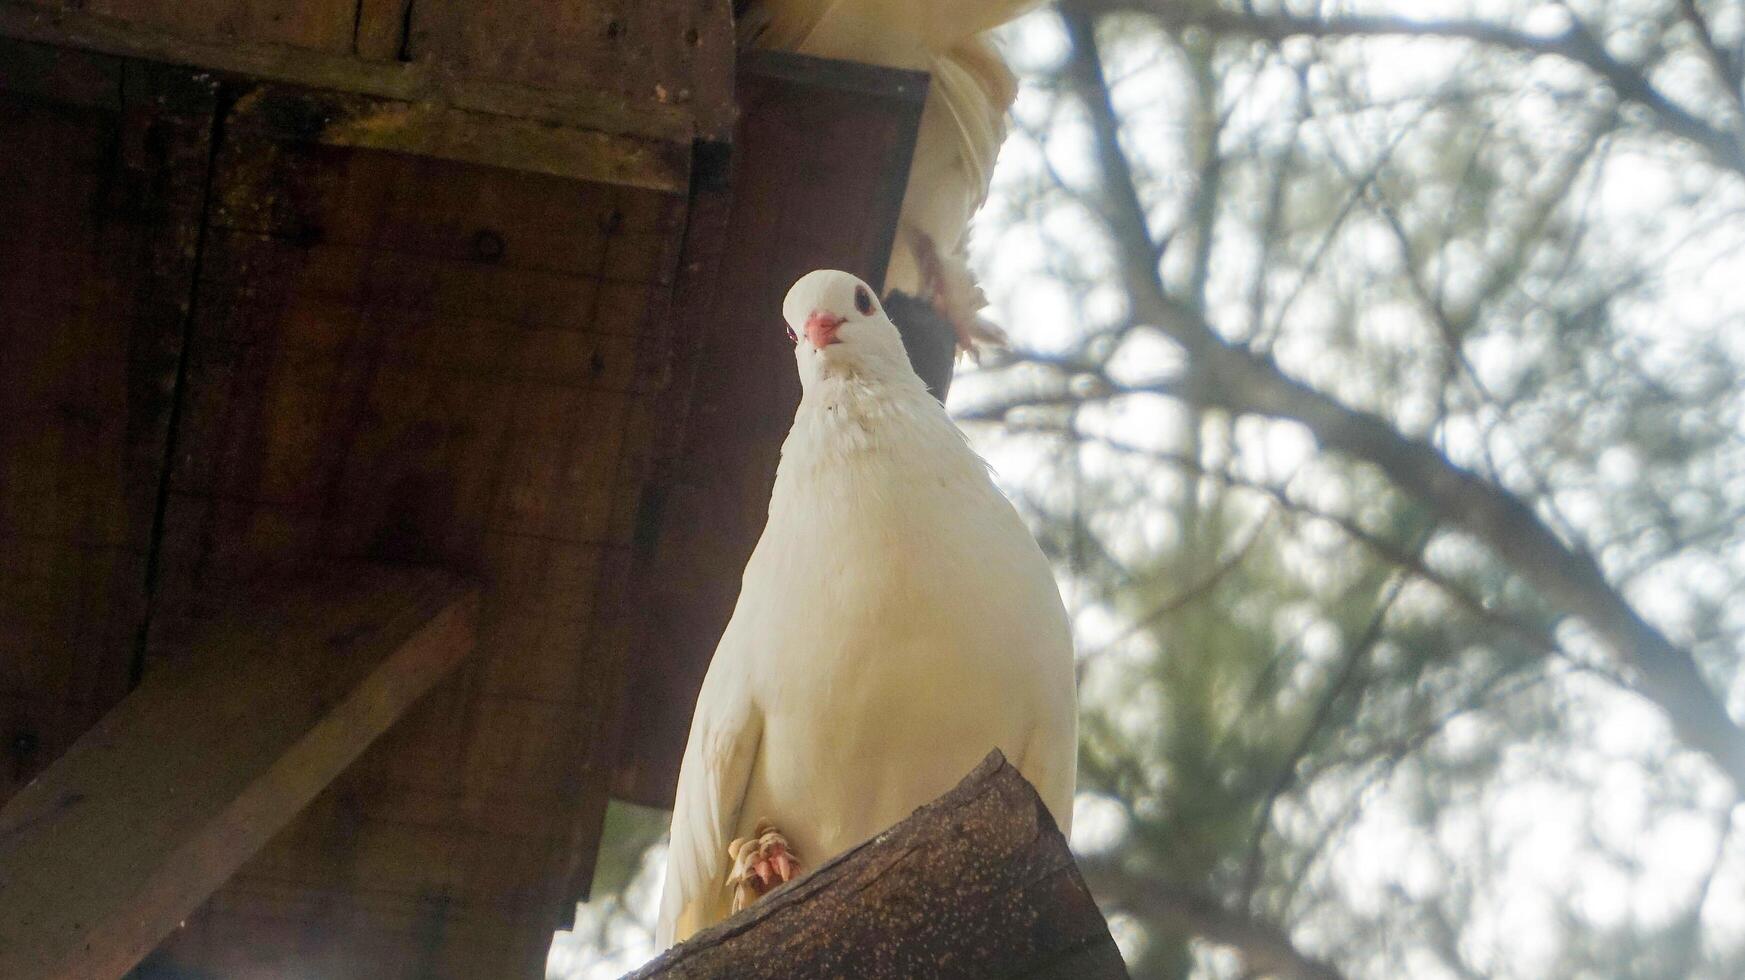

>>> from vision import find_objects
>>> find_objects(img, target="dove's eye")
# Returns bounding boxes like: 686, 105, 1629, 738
784, 323, 798, 344
854, 285, 876, 317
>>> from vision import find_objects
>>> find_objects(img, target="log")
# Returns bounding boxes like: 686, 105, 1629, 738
629, 751, 1130, 980
0, 564, 479, 980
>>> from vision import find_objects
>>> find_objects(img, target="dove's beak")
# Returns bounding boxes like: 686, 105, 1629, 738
804, 311, 845, 348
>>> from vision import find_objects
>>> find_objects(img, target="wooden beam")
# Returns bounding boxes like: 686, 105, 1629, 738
630, 751, 1130, 980
219, 83, 689, 192
0, 564, 479, 980
0, 2, 699, 143
0, 43, 219, 805
308, 94, 690, 192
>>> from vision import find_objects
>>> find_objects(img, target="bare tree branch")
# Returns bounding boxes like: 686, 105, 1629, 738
1273, 666, 1555, 917
1080, 0, 1745, 177
1078, 510, 1273, 664
1020, 423, 1566, 660
1058, 4, 1745, 794
1238, 564, 1416, 905
1079, 858, 1347, 980
1679, 0, 1745, 120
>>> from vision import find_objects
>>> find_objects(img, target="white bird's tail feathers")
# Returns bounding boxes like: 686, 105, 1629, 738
740, 0, 1039, 348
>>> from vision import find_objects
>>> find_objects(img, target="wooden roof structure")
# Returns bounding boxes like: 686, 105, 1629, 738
0, 2, 935, 976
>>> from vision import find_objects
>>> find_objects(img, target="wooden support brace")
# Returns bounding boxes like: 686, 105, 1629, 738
0, 565, 480, 980
630, 751, 1131, 980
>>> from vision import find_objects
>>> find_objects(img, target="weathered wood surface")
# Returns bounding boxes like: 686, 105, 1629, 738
407, 0, 736, 139
611, 52, 931, 809
0, 0, 735, 149
223, 83, 691, 191
0, 27, 935, 980
131, 76, 693, 978
0, 565, 479, 980
0, 40, 216, 804
630, 751, 1130, 980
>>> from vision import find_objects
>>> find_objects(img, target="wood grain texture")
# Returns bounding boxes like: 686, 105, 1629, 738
80, 0, 356, 52
0, 0, 728, 147
0, 39, 216, 806
612, 52, 929, 809
352, 0, 412, 61
220, 84, 689, 190
630, 752, 1130, 980
8, 0, 354, 52
0, 564, 479, 980
132, 80, 691, 980
406, 0, 729, 130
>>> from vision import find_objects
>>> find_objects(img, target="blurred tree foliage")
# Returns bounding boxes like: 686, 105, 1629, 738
554, 2, 1745, 978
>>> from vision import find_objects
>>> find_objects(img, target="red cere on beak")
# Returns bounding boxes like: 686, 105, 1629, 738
804, 311, 846, 348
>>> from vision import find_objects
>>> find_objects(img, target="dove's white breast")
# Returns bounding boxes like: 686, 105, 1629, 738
722, 377, 1074, 866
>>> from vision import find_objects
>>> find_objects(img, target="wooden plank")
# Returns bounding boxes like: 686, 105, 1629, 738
78, 0, 356, 53
611, 53, 928, 809
0, 40, 217, 805
407, 0, 632, 92
406, 0, 736, 139
0, 564, 480, 980
353, 0, 412, 61
0, 31, 121, 105
137, 79, 692, 976
687, 0, 736, 143
630, 752, 1130, 980
0, 1, 703, 145
221, 83, 690, 191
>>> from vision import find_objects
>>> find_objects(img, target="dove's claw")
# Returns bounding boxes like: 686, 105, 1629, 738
726, 818, 801, 912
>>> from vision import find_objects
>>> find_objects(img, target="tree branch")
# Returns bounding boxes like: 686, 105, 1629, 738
1078, 858, 1347, 980
1081, 0, 1745, 177
1058, 4, 1745, 795
990, 418, 1566, 662
1679, 0, 1745, 120
1238, 566, 1416, 904
1078, 512, 1271, 663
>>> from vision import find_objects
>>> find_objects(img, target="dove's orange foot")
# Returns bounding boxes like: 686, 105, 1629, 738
726, 818, 801, 912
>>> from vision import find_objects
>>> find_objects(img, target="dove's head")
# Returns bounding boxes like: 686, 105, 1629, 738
782, 270, 922, 392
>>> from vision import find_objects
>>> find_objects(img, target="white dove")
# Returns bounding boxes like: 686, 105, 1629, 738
655, 270, 1076, 946
738, 0, 1043, 352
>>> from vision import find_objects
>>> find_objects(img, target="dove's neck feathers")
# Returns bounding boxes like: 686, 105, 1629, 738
778, 357, 984, 498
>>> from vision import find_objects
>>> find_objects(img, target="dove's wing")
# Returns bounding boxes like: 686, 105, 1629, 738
655, 627, 763, 948
1019, 714, 1077, 841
